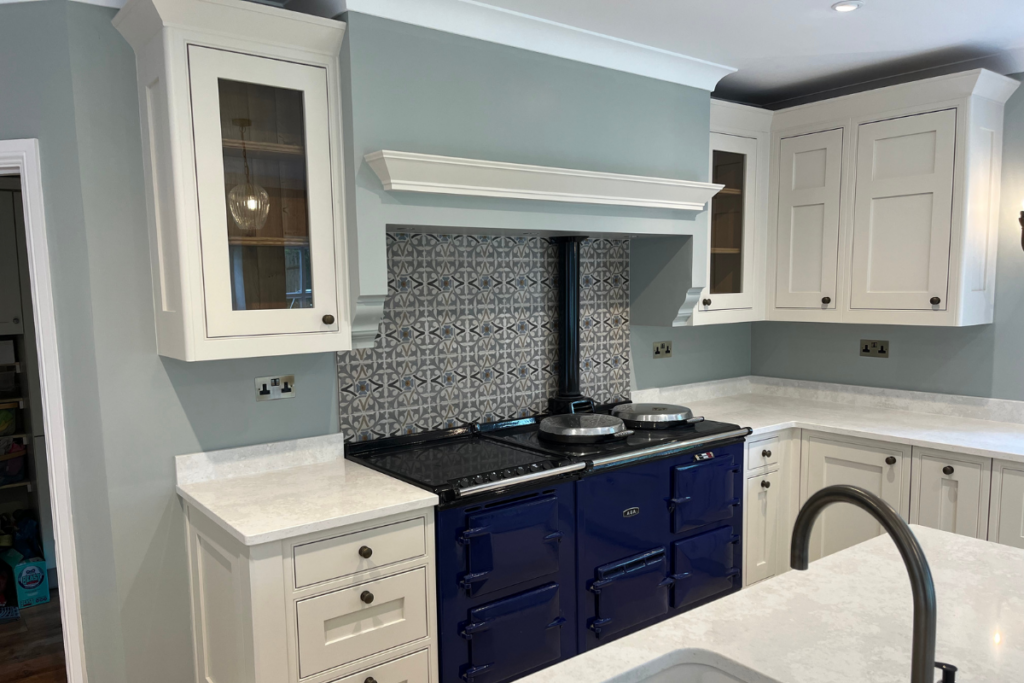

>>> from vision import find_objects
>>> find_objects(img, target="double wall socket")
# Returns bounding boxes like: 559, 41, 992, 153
255, 375, 296, 401
860, 340, 889, 358
653, 341, 673, 359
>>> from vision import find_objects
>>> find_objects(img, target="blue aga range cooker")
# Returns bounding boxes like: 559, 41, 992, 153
347, 411, 750, 683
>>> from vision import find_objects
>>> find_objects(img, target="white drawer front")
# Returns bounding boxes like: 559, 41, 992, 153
331, 649, 430, 683
297, 568, 429, 678
746, 436, 779, 474
294, 517, 426, 589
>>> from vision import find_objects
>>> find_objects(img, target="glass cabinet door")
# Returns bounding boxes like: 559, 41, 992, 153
188, 45, 339, 338
703, 133, 757, 312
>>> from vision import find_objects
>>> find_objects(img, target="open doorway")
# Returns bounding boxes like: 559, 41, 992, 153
0, 141, 85, 683
0, 176, 64, 681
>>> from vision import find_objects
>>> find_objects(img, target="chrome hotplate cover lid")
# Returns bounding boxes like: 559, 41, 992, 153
539, 413, 628, 438
611, 402, 694, 424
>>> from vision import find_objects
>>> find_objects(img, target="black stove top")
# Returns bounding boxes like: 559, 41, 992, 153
346, 411, 748, 506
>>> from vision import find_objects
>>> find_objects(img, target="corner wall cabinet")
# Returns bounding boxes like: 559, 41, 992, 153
766, 69, 1019, 327
114, 0, 353, 360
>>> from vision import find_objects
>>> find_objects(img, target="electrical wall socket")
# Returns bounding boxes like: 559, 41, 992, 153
255, 375, 296, 401
653, 341, 672, 359
859, 340, 889, 358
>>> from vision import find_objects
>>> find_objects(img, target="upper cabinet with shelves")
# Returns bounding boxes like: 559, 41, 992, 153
767, 69, 1019, 327
115, 0, 352, 360
692, 101, 772, 326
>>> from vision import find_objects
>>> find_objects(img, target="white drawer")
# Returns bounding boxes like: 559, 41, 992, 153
294, 517, 426, 589
330, 649, 430, 683
746, 435, 780, 474
297, 568, 428, 678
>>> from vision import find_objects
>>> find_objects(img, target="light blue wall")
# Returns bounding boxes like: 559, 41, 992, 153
752, 73, 1024, 401
0, 3, 339, 682
344, 13, 754, 391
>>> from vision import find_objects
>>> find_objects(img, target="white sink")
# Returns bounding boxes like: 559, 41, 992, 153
625, 649, 777, 683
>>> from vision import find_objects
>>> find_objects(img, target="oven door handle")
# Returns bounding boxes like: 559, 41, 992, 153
458, 526, 490, 544
459, 570, 492, 593
461, 663, 493, 681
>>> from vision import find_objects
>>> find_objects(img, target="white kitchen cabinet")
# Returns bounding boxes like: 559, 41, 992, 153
0, 188, 24, 335
115, 0, 353, 360
850, 110, 957, 311
773, 129, 844, 314
744, 470, 780, 586
989, 460, 1024, 550
693, 101, 772, 326
800, 432, 911, 562
184, 504, 437, 683
910, 447, 991, 539
767, 69, 1018, 326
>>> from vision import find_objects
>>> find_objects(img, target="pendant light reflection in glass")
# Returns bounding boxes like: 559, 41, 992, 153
227, 117, 270, 233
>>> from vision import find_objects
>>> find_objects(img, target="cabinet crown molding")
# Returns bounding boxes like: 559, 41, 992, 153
365, 150, 724, 215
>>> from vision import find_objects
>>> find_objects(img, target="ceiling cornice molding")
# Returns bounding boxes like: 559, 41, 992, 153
343, 0, 736, 91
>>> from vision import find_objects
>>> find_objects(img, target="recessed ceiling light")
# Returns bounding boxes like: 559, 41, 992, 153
832, 1, 863, 11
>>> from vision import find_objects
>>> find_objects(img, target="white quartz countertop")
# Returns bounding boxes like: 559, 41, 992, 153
682, 393, 1024, 464
522, 526, 1024, 683
176, 460, 437, 546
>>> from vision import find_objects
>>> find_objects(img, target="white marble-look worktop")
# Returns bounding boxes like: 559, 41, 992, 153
175, 434, 437, 546
635, 376, 1024, 465
523, 526, 1024, 683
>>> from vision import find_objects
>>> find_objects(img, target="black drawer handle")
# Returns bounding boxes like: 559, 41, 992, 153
821, 296, 831, 305
885, 456, 897, 466
930, 297, 941, 306
762, 449, 772, 458
323, 314, 336, 324
359, 546, 373, 559
365, 678, 377, 683
361, 591, 374, 604
943, 465, 954, 476
761, 480, 771, 489
703, 298, 712, 307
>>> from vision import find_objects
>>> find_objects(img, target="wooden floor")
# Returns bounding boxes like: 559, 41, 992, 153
0, 589, 67, 683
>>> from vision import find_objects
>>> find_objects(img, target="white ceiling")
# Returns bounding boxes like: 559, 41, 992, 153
470, 0, 1024, 107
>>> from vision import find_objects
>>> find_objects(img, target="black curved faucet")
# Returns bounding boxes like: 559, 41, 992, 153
790, 485, 954, 683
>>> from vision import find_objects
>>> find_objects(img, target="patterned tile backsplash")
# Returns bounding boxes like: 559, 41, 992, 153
337, 233, 631, 441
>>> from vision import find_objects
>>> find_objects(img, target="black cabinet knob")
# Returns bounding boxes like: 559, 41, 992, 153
360, 591, 374, 604
323, 314, 336, 324
761, 479, 771, 489
365, 678, 378, 683
358, 546, 373, 559
702, 298, 712, 307
930, 297, 941, 306
821, 296, 831, 305
762, 449, 772, 458
943, 465, 954, 476
885, 456, 897, 465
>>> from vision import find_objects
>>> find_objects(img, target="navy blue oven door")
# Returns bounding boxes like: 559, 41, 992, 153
436, 481, 577, 683
587, 548, 673, 639
671, 523, 741, 609
460, 583, 566, 683
669, 447, 741, 534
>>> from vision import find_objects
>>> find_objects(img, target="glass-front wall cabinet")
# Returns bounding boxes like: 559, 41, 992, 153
189, 45, 339, 338
703, 133, 758, 313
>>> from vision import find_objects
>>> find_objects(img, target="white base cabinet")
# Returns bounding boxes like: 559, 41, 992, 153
910, 447, 991, 539
184, 505, 437, 683
989, 461, 1024, 550
799, 432, 911, 562
742, 430, 799, 587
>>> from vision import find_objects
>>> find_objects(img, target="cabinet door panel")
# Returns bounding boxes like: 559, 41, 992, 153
850, 110, 956, 310
775, 129, 843, 309
703, 133, 758, 313
801, 433, 910, 561
744, 471, 779, 586
189, 45, 339, 338
910, 449, 990, 539
990, 464, 1024, 550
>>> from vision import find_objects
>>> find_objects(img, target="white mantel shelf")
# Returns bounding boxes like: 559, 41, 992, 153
365, 150, 724, 212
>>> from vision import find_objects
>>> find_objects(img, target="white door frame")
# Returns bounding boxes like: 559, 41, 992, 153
1, 139, 88, 683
